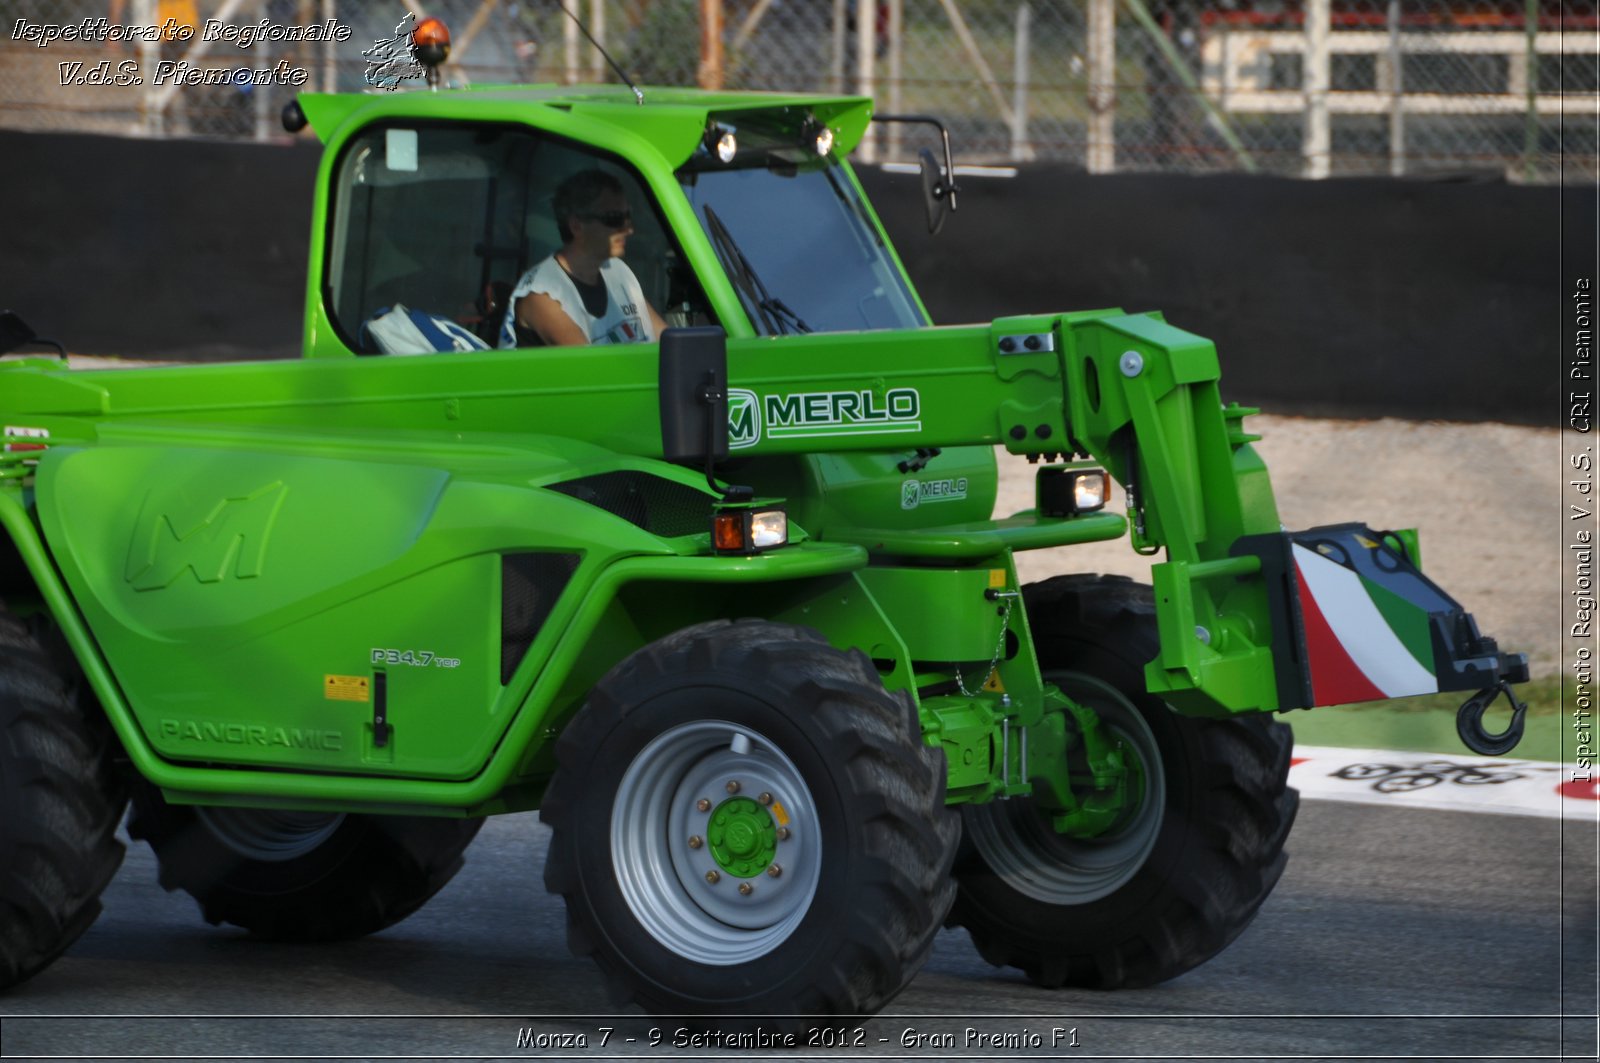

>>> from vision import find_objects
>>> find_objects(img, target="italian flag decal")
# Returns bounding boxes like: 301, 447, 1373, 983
1291, 543, 1439, 705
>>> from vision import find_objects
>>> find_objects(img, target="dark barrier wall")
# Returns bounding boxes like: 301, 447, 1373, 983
5, 130, 1586, 424
6, 131, 320, 362
861, 165, 1587, 426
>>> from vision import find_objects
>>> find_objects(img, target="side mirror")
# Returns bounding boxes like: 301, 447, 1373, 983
659, 326, 730, 466
0, 311, 41, 355
0, 311, 65, 360
281, 99, 308, 133
873, 114, 960, 235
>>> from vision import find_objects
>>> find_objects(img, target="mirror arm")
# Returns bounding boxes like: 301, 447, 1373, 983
871, 113, 960, 211
697, 373, 752, 502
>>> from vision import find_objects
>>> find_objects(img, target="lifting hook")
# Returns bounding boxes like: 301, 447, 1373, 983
1455, 680, 1528, 757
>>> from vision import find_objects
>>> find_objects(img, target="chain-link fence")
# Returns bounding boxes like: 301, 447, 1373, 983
2, 0, 1594, 180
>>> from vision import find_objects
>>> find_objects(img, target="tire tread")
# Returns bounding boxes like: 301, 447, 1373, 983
0, 610, 126, 990
542, 619, 958, 1022
127, 786, 482, 942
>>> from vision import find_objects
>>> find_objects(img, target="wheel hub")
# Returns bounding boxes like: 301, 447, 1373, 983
707, 796, 778, 877
668, 765, 806, 927
610, 721, 821, 965
964, 672, 1165, 905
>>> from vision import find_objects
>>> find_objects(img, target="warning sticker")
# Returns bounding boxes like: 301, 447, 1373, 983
3, 425, 50, 455
324, 675, 370, 703
988, 569, 1007, 589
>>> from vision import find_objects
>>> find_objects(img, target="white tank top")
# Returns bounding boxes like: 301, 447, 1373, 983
499, 256, 655, 347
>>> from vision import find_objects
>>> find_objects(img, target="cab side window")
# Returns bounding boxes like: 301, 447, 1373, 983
325, 123, 710, 355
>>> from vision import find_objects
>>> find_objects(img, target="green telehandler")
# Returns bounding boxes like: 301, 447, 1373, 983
0, 42, 1527, 1024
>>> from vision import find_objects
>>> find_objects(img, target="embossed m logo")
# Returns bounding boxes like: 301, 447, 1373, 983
125, 482, 288, 591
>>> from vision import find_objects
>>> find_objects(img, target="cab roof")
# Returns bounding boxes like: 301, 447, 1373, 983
296, 84, 875, 170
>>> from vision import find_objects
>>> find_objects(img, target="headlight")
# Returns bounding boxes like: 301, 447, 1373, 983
712, 507, 789, 554
1072, 470, 1109, 512
750, 509, 788, 549
1037, 466, 1110, 516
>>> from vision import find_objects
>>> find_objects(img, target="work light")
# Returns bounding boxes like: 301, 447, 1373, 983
703, 123, 738, 163
1037, 467, 1110, 517
712, 507, 789, 555
802, 116, 834, 157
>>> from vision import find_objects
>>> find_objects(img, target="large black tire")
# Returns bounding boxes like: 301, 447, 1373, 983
127, 786, 483, 941
0, 609, 127, 990
541, 619, 959, 1022
949, 574, 1298, 989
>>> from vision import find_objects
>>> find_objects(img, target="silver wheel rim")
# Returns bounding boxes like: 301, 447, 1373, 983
195, 807, 345, 862
964, 672, 1164, 905
611, 720, 821, 966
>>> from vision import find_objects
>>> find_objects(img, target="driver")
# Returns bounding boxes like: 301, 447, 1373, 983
500, 169, 667, 348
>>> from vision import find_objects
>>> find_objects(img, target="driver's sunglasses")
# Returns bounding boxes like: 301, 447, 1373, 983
580, 209, 633, 229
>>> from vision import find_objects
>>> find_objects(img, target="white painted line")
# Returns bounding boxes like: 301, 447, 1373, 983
877, 162, 1020, 178
1292, 745, 1599, 820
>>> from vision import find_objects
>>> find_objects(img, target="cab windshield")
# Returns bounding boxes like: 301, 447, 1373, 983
677, 113, 926, 336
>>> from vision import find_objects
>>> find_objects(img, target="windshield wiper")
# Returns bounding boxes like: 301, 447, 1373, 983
822, 165, 885, 251
702, 205, 811, 336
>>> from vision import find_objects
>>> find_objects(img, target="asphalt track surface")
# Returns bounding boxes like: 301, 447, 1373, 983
2, 801, 1595, 1062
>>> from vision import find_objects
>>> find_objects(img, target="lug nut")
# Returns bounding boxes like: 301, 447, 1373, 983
766, 864, 782, 878
725, 780, 741, 794
738, 882, 753, 896
705, 870, 720, 884
758, 792, 773, 806
776, 826, 790, 841
688, 835, 703, 850
696, 798, 711, 812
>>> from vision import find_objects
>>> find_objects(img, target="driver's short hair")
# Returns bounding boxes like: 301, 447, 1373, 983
554, 169, 625, 243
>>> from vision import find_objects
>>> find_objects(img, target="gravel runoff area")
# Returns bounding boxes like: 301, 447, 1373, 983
56, 358, 1562, 677
997, 414, 1564, 677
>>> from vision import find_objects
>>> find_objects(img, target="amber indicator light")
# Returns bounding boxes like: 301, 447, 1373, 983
412, 17, 451, 48
712, 513, 746, 552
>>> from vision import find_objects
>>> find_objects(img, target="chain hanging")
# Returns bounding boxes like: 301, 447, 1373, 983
956, 594, 1013, 698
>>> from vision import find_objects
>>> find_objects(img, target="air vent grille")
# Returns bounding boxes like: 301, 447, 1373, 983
549, 471, 711, 539
501, 552, 580, 685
